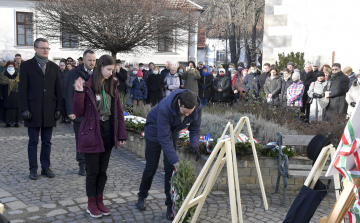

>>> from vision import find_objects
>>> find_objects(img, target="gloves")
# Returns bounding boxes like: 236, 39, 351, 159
191, 146, 200, 161
55, 111, 62, 120
351, 102, 356, 107
202, 86, 206, 90
22, 110, 32, 121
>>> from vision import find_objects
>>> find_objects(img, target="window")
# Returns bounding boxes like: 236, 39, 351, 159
62, 32, 78, 48
16, 12, 33, 46
216, 50, 226, 62
158, 31, 173, 52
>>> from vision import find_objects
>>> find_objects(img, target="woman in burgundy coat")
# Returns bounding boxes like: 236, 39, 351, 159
73, 55, 127, 218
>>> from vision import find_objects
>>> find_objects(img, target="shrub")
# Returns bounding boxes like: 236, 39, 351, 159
260, 146, 295, 159
275, 51, 305, 70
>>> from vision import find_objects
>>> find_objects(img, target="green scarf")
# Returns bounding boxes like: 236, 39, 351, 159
102, 83, 109, 111
0, 71, 19, 96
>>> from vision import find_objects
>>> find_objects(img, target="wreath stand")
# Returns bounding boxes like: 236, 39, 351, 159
173, 116, 268, 223
0, 203, 3, 214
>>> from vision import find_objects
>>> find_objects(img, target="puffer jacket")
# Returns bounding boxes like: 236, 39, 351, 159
346, 79, 360, 118
131, 78, 147, 100
198, 65, 213, 98
212, 75, 232, 102
182, 68, 201, 95
164, 73, 180, 97
264, 75, 282, 105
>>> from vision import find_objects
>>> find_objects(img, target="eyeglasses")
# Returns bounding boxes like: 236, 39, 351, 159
36, 47, 51, 51
332, 69, 338, 71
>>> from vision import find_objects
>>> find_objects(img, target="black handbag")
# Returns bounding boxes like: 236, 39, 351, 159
306, 97, 313, 104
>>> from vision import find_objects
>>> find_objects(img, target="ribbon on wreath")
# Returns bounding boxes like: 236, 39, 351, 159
334, 119, 360, 222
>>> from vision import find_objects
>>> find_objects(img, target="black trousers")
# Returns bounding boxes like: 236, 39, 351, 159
84, 120, 113, 197
61, 99, 68, 119
138, 138, 177, 206
27, 127, 53, 171
73, 122, 86, 167
149, 91, 163, 107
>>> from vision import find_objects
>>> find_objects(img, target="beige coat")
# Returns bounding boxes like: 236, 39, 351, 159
346, 80, 360, 118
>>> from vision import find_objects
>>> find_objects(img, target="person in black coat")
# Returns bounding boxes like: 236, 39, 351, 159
241, 62, 261, 100
59, 60, 70, 124
280, 68, 293, 107
259, 63, 270, 91
212, 68, 232, 103
198, 65, 213, 106
115, 59, 127, 95
146, 66, 164, 106
65, 50, 97, 176
18, 38, 62, 180
161, 61, 171, 79
300, 64, 318, 121
0, 61, 20, 127
325, 63, 349, 115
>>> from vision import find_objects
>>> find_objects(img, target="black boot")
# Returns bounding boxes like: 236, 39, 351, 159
166, 205, 173, 220
59, 117, 65, 123
136, 196, 146, 210
65, 117, 71, 124
29, 170, 38, 180
79, 165, 86, 176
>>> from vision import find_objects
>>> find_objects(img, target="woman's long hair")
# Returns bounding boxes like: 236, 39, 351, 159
91, 55, 115, 97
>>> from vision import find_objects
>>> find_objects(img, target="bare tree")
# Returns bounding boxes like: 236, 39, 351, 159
194, 0, 264, 66
32, 0, 202, 59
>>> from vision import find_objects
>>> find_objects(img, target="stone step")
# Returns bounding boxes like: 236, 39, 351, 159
288, 170, 330, 180
289, 164, 329, 171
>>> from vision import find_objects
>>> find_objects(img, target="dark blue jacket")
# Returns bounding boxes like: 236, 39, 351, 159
241, 70, 261, 98
130, 78, 147, 100
145, 89, 202, 164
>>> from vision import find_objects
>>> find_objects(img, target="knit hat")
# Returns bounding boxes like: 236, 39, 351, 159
312, 61, 320, 67
287, 62, 295, 67
219, 68, 226, 73
136, 70, 143, 77
292, 69, 300, 80
317, 71, 325, 77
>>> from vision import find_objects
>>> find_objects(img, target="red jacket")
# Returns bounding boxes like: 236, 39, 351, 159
72, 76, 127, 153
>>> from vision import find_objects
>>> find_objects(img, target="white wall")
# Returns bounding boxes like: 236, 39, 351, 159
0, 0, 199, 66
263, 0, 360, 71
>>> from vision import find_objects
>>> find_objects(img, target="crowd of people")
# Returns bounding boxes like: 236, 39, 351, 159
0, 36, 359, 220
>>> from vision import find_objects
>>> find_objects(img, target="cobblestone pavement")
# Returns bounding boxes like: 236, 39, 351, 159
0, 123, 340, 223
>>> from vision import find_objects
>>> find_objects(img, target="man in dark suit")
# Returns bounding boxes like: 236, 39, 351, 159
65, 50, 96, 176
115, 59, 128, 95
18, 38, 62, 180
300, 63, 317, 121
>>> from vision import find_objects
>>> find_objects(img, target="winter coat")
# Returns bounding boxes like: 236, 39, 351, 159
116, 67, 128, 95
348, 72, 357, 89
264, 75, 282, 105
212, 75, 232, 102
300, 71, 318, 108
346, 80, 360, 118
126, 72, 137, 105
307, 80, 327, 122
65, 64, 92, 123
72, 76, 127, 153
182, 68, 201, 95
198, 66, 213, 98
0, 71, 19, 109
280, 77, 293, 106
231, 73, 241, 92
130, 78, 147, 100
161, 68, 171, 80
60, 69, 69, 98
164, 73, 180, 97
259, 71, 270, 91
325, 71, 349, 114
18, 57, 62, 128
145, 89, 202, 165
241, 70, 261, 99
147, 72, 165, 93
287, 81, 304, 107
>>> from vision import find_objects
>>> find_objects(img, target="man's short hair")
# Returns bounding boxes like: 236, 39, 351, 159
237, 62, 244, 68
115, 59, 122, 64
332, 63, 341, 69
283, 68, 290, 73
179, 91, 197, 109
78, 57, 83, 60
83, 50, 95, 58
139, 63, 144, 66
250, 62, 257, 67
198, 61, 203, 65
343, 66, 353, 74
263, 63, 270, 67
34, 38, 48, 48
15, 53, 21, 57
229, 63, 235, 67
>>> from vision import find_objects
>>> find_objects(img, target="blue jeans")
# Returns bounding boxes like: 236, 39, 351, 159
200, 97, 209, 106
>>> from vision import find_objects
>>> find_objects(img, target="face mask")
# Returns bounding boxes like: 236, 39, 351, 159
179, 69, 183, 74
209, 68, 213, 72
231, 73, 235, 78
7, 67, 15, 75
238, 68, 243, 72
138, 77, 142, 80
252, 69, 257, 73
153, 70, 158, 75
228, 68, 233, 72
213, 73, 217, 77
133, 71, 137, 75
139, 67, 143, 70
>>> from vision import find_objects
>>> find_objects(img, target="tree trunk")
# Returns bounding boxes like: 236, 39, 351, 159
111, 51, 117, 60
251, 1, 257, 63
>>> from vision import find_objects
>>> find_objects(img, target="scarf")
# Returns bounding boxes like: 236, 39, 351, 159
34, 53, 48, 74
0, 71, 20, 95
284, 74, 291, 81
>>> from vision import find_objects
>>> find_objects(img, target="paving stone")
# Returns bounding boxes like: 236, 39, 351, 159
9, 220, 24, 223
47, 209, 68, 217
26, 206, 39, 212
113, 198, 126, 204
68, 206, 80, 213
74, 197, 87, 203
105, 193, 118, 199
8, 210, 23, 215
6, 201, 27, 210
59, 200, 75, 206
42, 203, 57, 208
0, 192, 12, 198
0, 197, 17, 203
